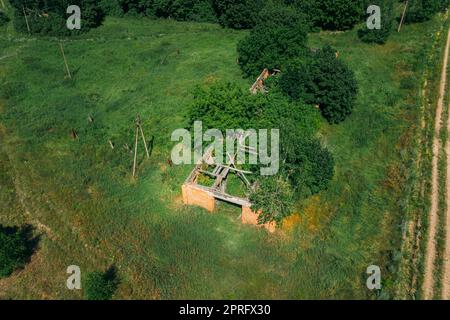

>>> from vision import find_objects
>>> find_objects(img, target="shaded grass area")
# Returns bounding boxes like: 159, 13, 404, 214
0, 15, 444, 299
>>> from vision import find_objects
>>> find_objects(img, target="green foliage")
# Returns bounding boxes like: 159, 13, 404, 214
288, 0, 364, 31
0, 10, 9, 27
189, 82, 333, 223
404, 0, 446, 23
280, 45, 358, 123
10, 0, 105, 36
117, 0, 217, 22
358, 0, 394, 44
0, 225, 37, 278
212, 0, 265, 29
250, 176, 294, 224
281, 137, 334, 197
84, 267, 119, 300
237, 2, 308, 77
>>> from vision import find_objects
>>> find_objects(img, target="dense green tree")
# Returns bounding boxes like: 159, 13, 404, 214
0, 225, 37, 278
280, 45, 358, 123
288, 0, 364, 31
212, 0, 265, 29
84, 267, 119, 300
237, 2, 309, 77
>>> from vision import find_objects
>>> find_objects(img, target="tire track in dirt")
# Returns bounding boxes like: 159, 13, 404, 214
423, 27, 450, 300
443, 31, 450, 300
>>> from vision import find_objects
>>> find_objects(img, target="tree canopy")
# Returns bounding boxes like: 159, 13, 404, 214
280, 46, 358, 123
237, 2, 309, 77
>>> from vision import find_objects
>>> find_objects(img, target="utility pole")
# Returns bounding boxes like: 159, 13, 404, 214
398, 0, 409, 33
132, 115, 151, 178
22, 6, 31, 35
59, 42, 72, 79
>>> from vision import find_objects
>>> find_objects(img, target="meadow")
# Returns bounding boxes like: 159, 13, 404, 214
0, 12, 445, 299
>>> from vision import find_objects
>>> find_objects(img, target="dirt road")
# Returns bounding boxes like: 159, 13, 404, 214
423, 27, 450, 300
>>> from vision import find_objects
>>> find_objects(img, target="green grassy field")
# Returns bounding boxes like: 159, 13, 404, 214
0, 12, 445, 299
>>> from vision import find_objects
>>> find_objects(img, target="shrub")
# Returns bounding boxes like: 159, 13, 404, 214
283, 138, 334, 197
250, 176, 294, 224
0, 225, 37, 278
212, 0, 265, 29
358, 0, 394, 44
237, 2, 309, 77
280, 45, 358, 123
84, 266, 119, 300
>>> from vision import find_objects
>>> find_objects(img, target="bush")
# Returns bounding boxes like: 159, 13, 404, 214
250, 176, 294, 224
283, 138, 334, 197
212, 0, 265, 29
10, 0, 105, 36
358, 0, 394, 44
237, 2, 309, 77
280, 45, 358, 123
0, 225, 37, 278
84, 267, 119, 300
0, 10, 9, 26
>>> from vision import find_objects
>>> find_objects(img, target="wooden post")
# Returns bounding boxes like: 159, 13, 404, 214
132, 126, 139, 178
22, 6, 31, 35
59, 43, 72, 79
398, 1, 409, 33
139, 125, 150, 158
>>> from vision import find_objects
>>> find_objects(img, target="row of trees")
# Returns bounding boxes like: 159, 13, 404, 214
8, 0, 449, 36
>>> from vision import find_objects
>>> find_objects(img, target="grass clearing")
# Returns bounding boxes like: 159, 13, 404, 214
0, 13, 446, 299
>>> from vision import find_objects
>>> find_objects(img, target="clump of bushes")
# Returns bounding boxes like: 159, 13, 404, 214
0, 225, 37, 278
280, 46, 358, 123
10, 0, 105, 36
84, 266, 119, 300
237, 2, 308, 77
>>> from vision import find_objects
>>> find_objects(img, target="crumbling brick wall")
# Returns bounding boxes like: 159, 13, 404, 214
182, 184, 215, 212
